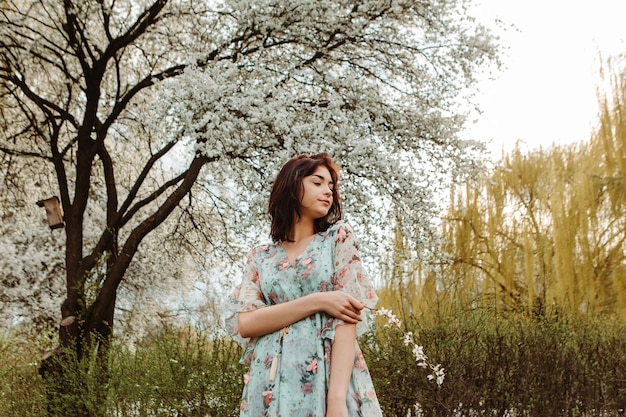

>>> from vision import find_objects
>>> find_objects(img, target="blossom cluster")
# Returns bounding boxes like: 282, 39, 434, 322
374, 307, 445, 386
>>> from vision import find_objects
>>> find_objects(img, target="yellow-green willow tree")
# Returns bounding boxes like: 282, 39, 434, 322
448, 70, 625, 319
380, 64, 626, 321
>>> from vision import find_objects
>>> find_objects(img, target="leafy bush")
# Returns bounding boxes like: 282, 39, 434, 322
0, 327, 244, 417
0, 332, 47, 417
362, 310, 626, 416
1, 317, 625, 417
107, 327, 243, 417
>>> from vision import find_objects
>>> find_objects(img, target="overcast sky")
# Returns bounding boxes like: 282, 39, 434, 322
463, 0, 626, 157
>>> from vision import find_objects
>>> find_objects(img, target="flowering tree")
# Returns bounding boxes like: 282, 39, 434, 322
0, 156, 214, 341
0, 0, 499, 365
0, 163, 66, 335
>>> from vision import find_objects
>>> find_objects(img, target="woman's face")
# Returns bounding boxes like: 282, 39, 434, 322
299, 165, 334, 220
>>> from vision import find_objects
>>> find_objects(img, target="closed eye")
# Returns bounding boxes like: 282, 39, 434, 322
311, 174, 334, 190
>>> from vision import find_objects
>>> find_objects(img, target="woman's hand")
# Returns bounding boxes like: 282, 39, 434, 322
317, 291, 364, 323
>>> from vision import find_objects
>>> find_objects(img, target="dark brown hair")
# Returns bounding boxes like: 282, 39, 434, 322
268, 153, 342, 242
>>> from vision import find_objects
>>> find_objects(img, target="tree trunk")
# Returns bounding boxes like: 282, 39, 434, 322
38, 153, 210, 415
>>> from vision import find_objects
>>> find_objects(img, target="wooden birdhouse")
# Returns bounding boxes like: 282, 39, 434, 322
36, 196, 65, 230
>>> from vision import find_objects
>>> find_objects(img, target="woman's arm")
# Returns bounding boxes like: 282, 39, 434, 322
326, 323, 357, 417
238, 291, 363, 339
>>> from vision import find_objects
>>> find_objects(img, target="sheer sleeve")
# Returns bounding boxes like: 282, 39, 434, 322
330, 223, 379, 338
224, 247, 267, 364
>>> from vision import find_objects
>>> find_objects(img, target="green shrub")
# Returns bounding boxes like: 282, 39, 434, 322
0, 332, 47, 417
107, 326, 244, 417
0, 327, 244, 417
360, 310, 626, 416
1, 317, 625, 417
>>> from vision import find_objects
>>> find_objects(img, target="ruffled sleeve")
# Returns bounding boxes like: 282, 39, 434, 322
329, 222, 379, 338
224, 247, 267, 364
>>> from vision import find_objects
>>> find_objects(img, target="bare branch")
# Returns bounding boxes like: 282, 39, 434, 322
102, 0, 168, 62
119, 169, 187, 227
117, 140, 178, 220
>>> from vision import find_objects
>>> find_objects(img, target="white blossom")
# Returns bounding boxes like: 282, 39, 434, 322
374, 307, 445, 385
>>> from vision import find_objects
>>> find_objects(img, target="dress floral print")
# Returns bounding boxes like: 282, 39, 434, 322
226, 222, 383, 417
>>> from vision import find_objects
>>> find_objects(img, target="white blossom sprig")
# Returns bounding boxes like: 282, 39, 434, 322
369, 307, 445, 386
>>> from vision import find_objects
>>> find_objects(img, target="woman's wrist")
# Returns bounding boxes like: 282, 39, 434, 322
305, 292, 324, 314
326, 390, 347, 403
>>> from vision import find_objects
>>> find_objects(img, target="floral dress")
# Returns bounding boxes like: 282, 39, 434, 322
226, 222, 383, 417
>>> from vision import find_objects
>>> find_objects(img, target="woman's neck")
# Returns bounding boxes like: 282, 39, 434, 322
289, 217, 315, 242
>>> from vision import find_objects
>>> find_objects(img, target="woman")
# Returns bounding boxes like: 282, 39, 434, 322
226, 153, 383, 417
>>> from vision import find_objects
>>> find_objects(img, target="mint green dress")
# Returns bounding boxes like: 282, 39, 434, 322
226, 222, 383, 417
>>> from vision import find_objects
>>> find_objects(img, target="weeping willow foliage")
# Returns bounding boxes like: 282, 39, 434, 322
380, 62, 626, 322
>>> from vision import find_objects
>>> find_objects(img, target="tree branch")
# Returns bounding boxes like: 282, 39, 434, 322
0, 146, 52, 160
80, 139, 182, 274
117, 140, 178, 220
119, 169, 188, 227
62, 0, 93, 76
87, 152, 212, 332
102, 64, 185, 132
0, 71, 79, 128
102, 0, 168, 62
96, 141, 118, 228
